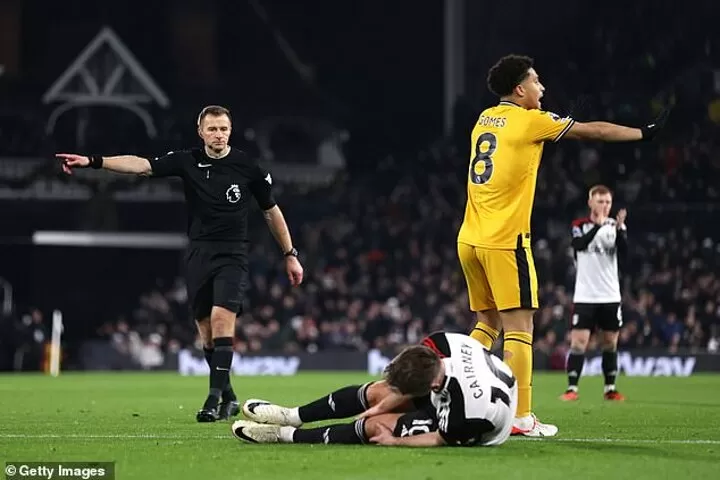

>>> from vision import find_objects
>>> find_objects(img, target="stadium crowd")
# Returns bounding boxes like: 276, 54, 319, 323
2, 4, 720, 369
69, 127, 720, 370
3, 101, 720, 370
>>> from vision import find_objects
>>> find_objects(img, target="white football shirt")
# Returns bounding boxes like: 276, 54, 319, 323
422, 332, 516, 446
571, 218, 624, 303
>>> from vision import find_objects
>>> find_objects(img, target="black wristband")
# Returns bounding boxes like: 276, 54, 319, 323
89, 155, 104, 169
284, 247, 298, 257
640, 125, 654, 141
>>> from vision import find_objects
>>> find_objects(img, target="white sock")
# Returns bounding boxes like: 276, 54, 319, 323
288, 407, 302, 425
279, 426, 296, 443
604, 384, 616, 393
567, 386, 578, 393
514, 414, 534, 429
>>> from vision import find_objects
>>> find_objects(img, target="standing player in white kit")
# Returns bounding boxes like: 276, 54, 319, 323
561, 185, 627, 402
232, 331, 518, 447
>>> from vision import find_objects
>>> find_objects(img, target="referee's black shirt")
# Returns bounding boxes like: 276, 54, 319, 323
150, 147, 276, 250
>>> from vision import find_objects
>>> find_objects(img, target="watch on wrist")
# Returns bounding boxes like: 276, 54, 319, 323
284, 247, 298, 257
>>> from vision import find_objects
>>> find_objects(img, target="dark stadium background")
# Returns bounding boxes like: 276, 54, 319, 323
0, 0, 718, 375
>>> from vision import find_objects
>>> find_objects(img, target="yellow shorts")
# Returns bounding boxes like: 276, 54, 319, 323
457, 242, 539, 312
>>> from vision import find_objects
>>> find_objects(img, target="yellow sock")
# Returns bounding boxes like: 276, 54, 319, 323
504, 331, 533, 418
470, 322, 499, 349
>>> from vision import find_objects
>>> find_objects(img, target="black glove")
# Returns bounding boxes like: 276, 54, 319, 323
641, 107, 671, 141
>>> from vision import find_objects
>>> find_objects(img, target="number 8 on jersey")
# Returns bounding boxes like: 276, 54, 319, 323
470, 133, 497, 185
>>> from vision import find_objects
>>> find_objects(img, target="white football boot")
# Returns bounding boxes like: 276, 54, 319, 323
232, 420, 296, 444
242, 399, 303, 427
511, 414, 559, 437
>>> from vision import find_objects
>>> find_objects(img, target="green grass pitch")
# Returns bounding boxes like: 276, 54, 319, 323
0, 372, 718, 479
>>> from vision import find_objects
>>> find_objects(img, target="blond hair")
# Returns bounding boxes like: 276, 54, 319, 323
588, 184, 612, 199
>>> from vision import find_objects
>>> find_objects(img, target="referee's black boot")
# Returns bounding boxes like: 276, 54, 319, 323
196, 407, 220, 423
218, 400, 240, 420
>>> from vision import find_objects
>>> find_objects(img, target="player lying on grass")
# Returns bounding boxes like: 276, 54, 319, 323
232, 331, 518, 446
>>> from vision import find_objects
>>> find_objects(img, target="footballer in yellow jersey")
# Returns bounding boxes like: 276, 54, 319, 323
458, 54, 670, 437
458, 103, 574, 313
458, 105, 574, 252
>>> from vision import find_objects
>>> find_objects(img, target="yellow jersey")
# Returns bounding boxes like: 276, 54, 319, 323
457, 101, 575, 249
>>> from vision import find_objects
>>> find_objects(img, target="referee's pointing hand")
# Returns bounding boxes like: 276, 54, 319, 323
56, 153, 90, 175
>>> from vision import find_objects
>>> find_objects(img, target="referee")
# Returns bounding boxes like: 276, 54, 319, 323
57, 105, 304, 422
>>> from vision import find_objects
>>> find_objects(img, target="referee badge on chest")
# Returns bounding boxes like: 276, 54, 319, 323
226, 184, 242, 203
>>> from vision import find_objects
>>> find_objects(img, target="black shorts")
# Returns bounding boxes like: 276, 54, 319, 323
571, 303, 623, 332
392, 395, 439, 438
186, 244, 249, 320
392, 409, 439, 438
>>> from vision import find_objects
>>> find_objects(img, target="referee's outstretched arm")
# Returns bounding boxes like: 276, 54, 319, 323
56, 150, 304, 287
57, 153, 151, 175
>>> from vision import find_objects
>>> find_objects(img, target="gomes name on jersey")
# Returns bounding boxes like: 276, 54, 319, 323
458, 103, 574, 249
477, 115, 507, 128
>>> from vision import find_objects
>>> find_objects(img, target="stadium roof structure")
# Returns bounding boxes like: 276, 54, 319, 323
42, 26, 169, 138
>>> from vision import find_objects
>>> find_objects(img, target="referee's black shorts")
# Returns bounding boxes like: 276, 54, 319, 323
185, 242, 249, 320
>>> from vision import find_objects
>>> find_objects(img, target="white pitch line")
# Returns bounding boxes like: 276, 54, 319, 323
519, 437, 720, 445
0, 434, 718, 445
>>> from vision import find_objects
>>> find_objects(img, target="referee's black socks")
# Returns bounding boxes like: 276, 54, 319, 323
203, 337, 234, 410
203, 346, 237, 402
